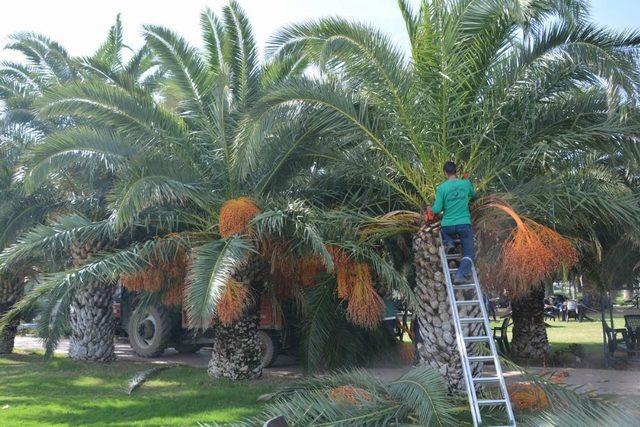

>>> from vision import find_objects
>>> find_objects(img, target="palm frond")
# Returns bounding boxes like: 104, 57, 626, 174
185, 237, 253, 328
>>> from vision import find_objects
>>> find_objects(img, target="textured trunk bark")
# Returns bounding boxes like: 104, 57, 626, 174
207, 312, 262, 380
412, 223, 483, 392
68, 239, 116, 362
207, 256, 267, 380
0, 276, 23, 354
68, 281, 116, 361
511, 286, 549, 359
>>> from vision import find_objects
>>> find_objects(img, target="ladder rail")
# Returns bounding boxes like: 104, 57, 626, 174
439, 246, 482, 426
469, 261, 516, 425
439, 242, 516, 427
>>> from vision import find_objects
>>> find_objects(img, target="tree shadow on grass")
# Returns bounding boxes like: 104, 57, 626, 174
0, 353, 276, 426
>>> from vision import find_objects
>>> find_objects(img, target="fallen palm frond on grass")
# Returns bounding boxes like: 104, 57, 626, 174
206, 364, 640, 427
127, 365, 175, 395
228, 367, 457, 426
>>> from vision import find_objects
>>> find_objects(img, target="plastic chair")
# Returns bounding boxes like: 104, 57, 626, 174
492, 317, 512, 354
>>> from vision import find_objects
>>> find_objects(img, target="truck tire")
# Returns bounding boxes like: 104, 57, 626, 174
258, 330, 279, 368
127, 305, 172, 357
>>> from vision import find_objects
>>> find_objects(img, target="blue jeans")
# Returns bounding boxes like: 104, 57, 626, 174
441, 224, 475, 280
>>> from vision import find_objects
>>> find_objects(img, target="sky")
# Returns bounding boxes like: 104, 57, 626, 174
0, 0, 638, 62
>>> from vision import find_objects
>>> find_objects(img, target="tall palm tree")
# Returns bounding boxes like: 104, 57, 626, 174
245, 0, 640, 389
0, 1, 405, 378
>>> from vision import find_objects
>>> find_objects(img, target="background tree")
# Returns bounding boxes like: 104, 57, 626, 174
0, 33, 80, 353
0, 17, 158, 361
0, 1, 406, 378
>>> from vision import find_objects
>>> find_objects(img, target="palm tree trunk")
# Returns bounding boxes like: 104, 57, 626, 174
207, 256, 267, 380
68, 281, 116, 361
208, 311, 262, 380
0, 277, 23, 354
412, 223, 483, 392
511, 286, 549, 359
68, 240, 116, 362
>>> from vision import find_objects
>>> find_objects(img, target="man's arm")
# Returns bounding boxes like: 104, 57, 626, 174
432, 186, 444, 214
468, 180, 477, 199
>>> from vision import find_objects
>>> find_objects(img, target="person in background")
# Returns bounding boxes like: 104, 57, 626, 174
430, 161, 477, 284
484, 292, 498, 321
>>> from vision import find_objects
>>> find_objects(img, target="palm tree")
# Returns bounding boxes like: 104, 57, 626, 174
0, 1, 405, 378
246, 0, 640, 389
0, 17, 158, 361
0, 33, 80, 353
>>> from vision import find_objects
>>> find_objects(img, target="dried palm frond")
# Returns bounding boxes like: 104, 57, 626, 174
359, 210, 421, 237
215, 278, 252, 325
219, 197, 260, 237
481, 203, 578, 298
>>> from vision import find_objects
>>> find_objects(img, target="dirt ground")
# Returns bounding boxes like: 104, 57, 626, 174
12, 336, 640, 396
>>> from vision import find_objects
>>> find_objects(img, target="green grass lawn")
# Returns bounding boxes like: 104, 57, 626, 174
0, 351, 278, 426
490, 314, 635, 366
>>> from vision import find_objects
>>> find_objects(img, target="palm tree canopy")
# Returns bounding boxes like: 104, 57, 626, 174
246, 0, 640, 292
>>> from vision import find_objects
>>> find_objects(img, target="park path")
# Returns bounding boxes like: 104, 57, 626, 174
12, 336, 640, 396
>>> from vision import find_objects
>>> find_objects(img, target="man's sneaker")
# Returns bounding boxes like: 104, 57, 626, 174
445, 243, 456, 254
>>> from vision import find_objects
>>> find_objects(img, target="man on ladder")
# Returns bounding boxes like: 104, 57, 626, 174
429, 161, 476, 284
428, 162, 516, 426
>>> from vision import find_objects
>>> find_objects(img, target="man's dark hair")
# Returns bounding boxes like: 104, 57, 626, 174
443, 161, 457, 175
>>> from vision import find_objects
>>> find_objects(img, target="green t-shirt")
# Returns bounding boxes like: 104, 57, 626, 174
432, 178, 476, 226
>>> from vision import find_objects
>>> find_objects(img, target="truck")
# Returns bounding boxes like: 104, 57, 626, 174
113, 286, 285, 367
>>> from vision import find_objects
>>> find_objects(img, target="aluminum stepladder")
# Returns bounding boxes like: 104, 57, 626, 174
438, 241, 516, 427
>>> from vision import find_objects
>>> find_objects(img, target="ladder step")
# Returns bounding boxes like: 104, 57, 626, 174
446, 254, 461, 260
463, 335, 491, 342
477, 399, 506, 406
456, 300, 480, 306
460, 317, 484, 323
468, 355, 495, 362
473, 376, 500, 383
452, 283, 476, 290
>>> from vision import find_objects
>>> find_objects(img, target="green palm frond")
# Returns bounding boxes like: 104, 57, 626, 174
223, 0, 260, 110
38, 80, 188, 146
109, 165, 210, 231
24, 127, 138, 192
0, 215, 113, 271
234, 366, 454, 426
200, 8, 226, 76
6, 32, 77, 82
91, 14, 125, 69
185, 237, 253, 328
0, 235, 187, 338
143, 24, 211, 116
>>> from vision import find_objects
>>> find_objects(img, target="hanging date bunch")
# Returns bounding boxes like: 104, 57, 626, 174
219, 197, 260, 237
120, 242, 188, 306
327, 246, 384, 330
488, 203, 578, 298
